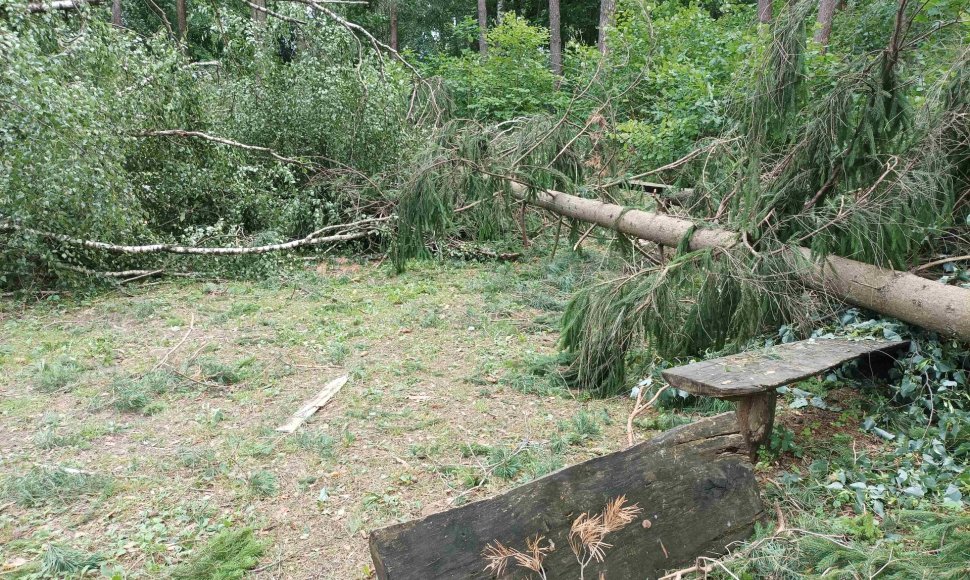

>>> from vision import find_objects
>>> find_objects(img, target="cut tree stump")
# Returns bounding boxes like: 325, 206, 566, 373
369, 412, 764, 579
661, 337, 909, 458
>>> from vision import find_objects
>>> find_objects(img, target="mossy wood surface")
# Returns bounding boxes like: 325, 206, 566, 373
369, 413, 764, 579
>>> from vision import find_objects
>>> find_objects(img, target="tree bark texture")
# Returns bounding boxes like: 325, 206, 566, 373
510, 184, 970, 342
549, 0, 562, 75
389, 1, 398, 51
598, 0, 616, 54
758, 0, 772, 24
176, 0, 187, 41
815, 0, 838, 51
251, 0, 266, 24
477, 0, 488, 56
736, 391, 777, 461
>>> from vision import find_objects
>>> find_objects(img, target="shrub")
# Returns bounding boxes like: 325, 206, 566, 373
427, 14, 565, 120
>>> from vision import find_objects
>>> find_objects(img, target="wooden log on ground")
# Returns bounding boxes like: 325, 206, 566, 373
369, 412, 764, 579
510, 183, 970, 342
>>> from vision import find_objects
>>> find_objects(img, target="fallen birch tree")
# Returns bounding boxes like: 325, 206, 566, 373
0, 218, 383, 255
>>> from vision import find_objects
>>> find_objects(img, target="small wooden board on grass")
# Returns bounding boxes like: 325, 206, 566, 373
275, 375, 348, 434
369, 412, 765, 579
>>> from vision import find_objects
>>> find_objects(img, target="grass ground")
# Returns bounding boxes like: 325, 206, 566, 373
3, 255, 966, 579
0, 256, 639, 578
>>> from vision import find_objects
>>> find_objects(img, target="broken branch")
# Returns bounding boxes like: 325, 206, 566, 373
1, 218, 384, 256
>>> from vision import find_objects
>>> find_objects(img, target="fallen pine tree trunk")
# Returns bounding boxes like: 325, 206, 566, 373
510, 183, 970, 342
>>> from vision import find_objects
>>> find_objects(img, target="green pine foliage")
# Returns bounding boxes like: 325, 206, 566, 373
168, 528, 264, 580
40, 543, 105, 578
554, 1, 969, 396
3, 466, 114, 508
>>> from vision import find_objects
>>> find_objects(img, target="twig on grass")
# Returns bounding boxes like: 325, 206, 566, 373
626, 384, 669, 447
153, 313, 195, 372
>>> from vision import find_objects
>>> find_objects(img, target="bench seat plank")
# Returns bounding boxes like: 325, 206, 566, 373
661, 338, 909, 398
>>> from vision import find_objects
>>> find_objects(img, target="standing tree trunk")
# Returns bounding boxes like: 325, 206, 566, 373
496, 0, 504, 22
111, 0, 121, 26
598, 0, 616, 54
815, 0, 838, 51
251, 0, 266, 24
389, 0, 399, 51
758, 0, 772, 23
176, 0, 187, 41
549, 0, 562, 75
477, 0, 488, 56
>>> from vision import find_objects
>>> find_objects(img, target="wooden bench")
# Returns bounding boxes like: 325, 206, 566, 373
661, 338, 910, 459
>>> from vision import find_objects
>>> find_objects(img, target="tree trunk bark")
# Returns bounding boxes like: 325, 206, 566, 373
549, 0, 562, 75
509, 184, 970, 342
176, 0, 187, 42
496, 0, 504, 22
758, 0, 772, 24
598, 0, 616, 54
389, 0, 398, 51
111, 0, 121, 26
815, 0, 838, 51
251, 0, 266, 24
477, 0, 487, 56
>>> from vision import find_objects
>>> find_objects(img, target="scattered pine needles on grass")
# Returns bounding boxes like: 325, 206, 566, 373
32, 357, 83, 393
3, 465, 113, 508
246, 470, 279, 498
110, 370, 178, 414
41, 543, 104, 577
168, 528, 264, 580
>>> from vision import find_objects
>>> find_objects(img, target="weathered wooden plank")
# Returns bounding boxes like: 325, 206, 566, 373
369, 413, 764, 580
275, 375, 348, 433
661, 338, 909, 398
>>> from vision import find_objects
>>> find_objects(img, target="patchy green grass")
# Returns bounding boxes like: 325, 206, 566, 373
40, 543, 105, 577
31, 357, 83, 393
0, 258, 637, 577
1, 255, 965, 578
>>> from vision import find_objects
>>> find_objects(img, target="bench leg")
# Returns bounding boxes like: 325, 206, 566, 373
736, 391, 776, 461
